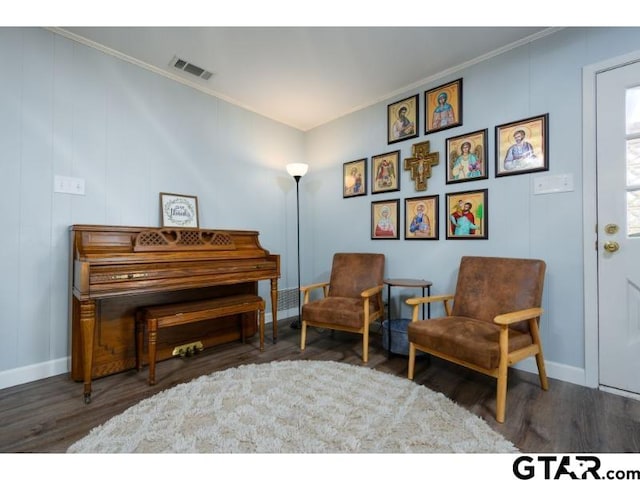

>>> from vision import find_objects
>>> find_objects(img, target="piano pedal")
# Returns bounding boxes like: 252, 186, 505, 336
173, 341, 204, 358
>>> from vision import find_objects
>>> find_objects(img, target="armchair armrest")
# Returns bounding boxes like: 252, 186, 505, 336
300, 281, 329, 294
495, 307, 545, 367
406, 294, 454, 320
406, 294, 454, 306
300, 281, 330, 305
360, 284, 384, 298
494, 307, 544, 326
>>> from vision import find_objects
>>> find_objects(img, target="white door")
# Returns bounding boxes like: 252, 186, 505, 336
597, 60, 640, 395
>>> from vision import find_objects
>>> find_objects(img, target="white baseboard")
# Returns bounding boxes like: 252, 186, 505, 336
0, 357, 70, 390
599, 385, 640, 401
513, 357, 586, 387
275, 308, 299, 323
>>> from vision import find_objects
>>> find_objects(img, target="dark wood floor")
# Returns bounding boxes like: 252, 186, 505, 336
1, 318, 639, 453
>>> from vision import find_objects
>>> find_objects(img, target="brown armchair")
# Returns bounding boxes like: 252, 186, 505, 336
300, 253, 385, 363
406, 256, 548, 423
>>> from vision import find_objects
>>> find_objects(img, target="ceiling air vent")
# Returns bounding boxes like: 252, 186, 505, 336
170, 56, 213, 81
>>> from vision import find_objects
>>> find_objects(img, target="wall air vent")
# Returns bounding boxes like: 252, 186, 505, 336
170, 56, 214, 81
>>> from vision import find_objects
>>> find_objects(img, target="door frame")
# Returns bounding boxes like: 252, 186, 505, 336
582, 49, 640, 389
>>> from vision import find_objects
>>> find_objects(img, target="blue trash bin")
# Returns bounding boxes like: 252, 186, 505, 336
382, 318, 424, 356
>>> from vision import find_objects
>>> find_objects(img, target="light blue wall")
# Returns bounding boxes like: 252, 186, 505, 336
302, 27, 640, 375
2, 27, 640, 388
0, 28, 304, 387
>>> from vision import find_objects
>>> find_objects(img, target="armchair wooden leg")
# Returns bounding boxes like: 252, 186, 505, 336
496, 367, 507, 424
362, 327, 369, 364
300, 320, 307, 351
408, 343, 416, 380
529, 319, 549, 391
496, 328, 509, 423
535, 352, 549, 390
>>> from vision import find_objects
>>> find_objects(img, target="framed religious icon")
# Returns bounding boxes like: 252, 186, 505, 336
387, 94, 419, 145
425, 78, 463, 135
160, 192, 199, 228
445, 129, 489, 184
445, 189, 488, 240
405, 195, 439, 240
343, 158, 367, 198
371, 199, 400, 240
371, 150, 401, 194
495, 113, 549, 177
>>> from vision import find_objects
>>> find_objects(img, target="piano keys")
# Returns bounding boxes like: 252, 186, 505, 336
69, 225, 280, 403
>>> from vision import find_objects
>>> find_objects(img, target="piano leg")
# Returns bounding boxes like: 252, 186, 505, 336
270, 279, 278, 343
79, 300, 96, 403
259, 304, 265, 352
135, 310, 144, 371
147, 318, 158, 386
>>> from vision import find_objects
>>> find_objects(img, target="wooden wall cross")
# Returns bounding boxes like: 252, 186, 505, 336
403, 140, 439, 191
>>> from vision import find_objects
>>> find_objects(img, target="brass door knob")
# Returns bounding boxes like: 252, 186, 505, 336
604, 224, 619, 234
603, 241, 620, 253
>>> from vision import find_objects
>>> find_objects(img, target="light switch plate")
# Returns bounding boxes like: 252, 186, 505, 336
533, 174, 574, 195
54, 175, 85, 195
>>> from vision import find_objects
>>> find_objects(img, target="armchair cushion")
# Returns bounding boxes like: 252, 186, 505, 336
408, 316, 534, 370
303, 297, 370, 329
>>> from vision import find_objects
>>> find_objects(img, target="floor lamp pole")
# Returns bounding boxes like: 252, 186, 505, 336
291, 175, 302, 329
286, 162, 308, 330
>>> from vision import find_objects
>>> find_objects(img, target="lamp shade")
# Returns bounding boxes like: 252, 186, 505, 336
286, 163, 309, 178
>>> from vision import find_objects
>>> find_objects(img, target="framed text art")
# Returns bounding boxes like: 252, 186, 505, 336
371, 199, 400, 240
160, 192, 199, 228
445, 189, 488, 240
425, 78, 463, 135
405, 195, 439, 240
343, 158, 367, 198
495, 113, 549, 177
446, 129, 489, 184
387, 94, 419, 145
372, 150, 400, 194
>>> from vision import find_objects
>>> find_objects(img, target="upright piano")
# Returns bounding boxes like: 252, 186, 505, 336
69, 225, 280, 402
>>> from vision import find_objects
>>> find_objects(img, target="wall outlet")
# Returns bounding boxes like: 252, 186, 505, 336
54, 175, 85, 195
533, 174, 574, 195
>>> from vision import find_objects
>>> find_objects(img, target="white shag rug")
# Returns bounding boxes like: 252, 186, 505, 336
67, 360, 517, 453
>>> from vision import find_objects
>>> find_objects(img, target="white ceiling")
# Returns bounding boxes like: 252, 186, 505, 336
55, 27, 555, 131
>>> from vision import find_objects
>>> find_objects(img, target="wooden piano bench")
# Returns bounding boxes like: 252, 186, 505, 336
135, 294, 266, 385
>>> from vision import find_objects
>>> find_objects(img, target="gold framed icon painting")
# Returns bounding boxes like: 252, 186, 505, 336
343, 158, 367, 198
387, 94, 419, 145
371, 150, 400, 194
445, 129, 488, 184
495, 113, 549, 177
405, 195, 439, 240
425, 78, 463, 135
371, 199, 400, 240
445, 189, 488, 240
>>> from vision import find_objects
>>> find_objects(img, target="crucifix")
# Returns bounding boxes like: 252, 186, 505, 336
404, 140, 439, 191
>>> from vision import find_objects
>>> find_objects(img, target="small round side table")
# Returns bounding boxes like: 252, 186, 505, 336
383, 278, 432, 356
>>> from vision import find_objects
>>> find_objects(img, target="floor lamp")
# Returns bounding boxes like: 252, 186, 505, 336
286, 163, 309, 329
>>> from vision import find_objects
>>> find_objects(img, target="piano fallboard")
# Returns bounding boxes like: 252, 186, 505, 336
75, 257, 278, 299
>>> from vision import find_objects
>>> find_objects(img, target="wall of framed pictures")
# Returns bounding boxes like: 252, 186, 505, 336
343, 76, 549, 242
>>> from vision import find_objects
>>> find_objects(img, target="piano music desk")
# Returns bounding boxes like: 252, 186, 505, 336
136, 294, 266, 385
